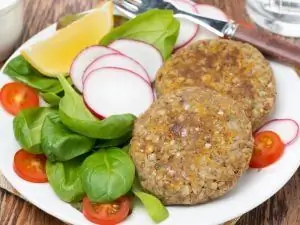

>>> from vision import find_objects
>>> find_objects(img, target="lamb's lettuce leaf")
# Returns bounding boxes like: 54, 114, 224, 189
80, 148, 135, 202
46, 156, 85, 202
13, 107, 57, 154
41, 115, 95, 161
132, 177, 169, 223
3, 55, 63, 93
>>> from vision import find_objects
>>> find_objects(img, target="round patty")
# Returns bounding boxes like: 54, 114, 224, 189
155, 40, 276, 130
130, 87, 253, 205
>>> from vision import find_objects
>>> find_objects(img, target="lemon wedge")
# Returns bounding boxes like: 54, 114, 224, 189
21, 1, 114, 77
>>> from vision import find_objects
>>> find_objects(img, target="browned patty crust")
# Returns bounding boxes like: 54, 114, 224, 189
130, 87, 253, 205
155, 40, 276, 130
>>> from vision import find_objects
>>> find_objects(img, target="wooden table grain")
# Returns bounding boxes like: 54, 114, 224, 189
0, 0, 299, 224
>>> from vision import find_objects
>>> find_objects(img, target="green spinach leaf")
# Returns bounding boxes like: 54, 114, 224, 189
70, 202, 82, 211
46, 156, 85, 202
132, 178, 169, 223
13, 107, 57, 154
58, 75, 135, 139
94, 131, 131, 148
133, 191, 169, 223
80, 147, 135, 203
100, 9, 179, 59
3, 55, 63, 93
122, 144, 130, 154
41, 115, 95, 162
40, 92, 62, 106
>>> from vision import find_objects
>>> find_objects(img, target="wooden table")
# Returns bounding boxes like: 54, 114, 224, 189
0, 0, 299, 224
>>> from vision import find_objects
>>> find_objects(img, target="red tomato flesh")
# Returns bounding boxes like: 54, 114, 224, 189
83, 196, 131, 225
0, 82, 39, 115
13, 149, 48, 183
250, 131, 285, 168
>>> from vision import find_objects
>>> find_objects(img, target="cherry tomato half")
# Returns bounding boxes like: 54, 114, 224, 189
13, 149, 48, 183
83, 196, 131, 225
0, 82, 39, 115
250, 131, 285, 168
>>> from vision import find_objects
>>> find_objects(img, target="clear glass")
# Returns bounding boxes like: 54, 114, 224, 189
246, 0, 300, 37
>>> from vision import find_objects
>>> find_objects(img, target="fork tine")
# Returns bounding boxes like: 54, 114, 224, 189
114, 0, 138, 13
126, 0, 142, 6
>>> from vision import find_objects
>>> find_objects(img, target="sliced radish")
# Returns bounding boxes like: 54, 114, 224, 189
255, 119, 300, 146
83, 53, 150, 83
192, 4, 228, 42
166, 0, 199, 49
195, 4, 228, 22
70, 46, 118, 92
109, 40, 163, 82
83, 67, 153, 118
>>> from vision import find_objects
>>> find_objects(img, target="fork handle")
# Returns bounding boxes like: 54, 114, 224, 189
230, 25, 300, 67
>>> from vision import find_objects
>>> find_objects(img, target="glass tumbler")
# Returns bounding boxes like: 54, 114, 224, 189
0, 0, 24, 62
246, 0, 300, 37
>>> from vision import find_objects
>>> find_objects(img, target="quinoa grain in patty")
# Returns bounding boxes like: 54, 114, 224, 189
155, 39, 276, 130
130, 87, 253, 205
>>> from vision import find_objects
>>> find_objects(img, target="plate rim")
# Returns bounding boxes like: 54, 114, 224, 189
1, 11, 300, 225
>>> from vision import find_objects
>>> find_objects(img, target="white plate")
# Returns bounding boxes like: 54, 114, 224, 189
1, 13, 300, 225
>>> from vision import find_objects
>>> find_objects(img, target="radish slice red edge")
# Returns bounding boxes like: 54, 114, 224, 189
167, 0, 199, 49
191, 4, 228, 42
70, 45, 118, 92
255, 118, 300, 146
195, 4, 228, 20
83, 67, 153, 118
83, 53, 151, 84
109, 39, 163, 82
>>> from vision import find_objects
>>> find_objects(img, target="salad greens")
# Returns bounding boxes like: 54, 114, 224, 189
3, 55, 63, 93
46, 156, 85, 202
100, 9, 180, 59
80, 147, 135, 203
6, 8, 177, 224
93, 131, 132, 148
134, 191, 169, 223
41, 115, 95, 162
40, 92, 62, 106
122, 144, 130, 154
58, 75, 135, 139
133, 178, 169, 223
13, 107, 57, 154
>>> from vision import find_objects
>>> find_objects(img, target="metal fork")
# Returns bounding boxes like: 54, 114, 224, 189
113, 0, 236, 37
113, 0, 300, 69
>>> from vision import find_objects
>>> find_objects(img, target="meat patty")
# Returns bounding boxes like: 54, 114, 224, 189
130, 87, 253, 205
155, 40, 276, 130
